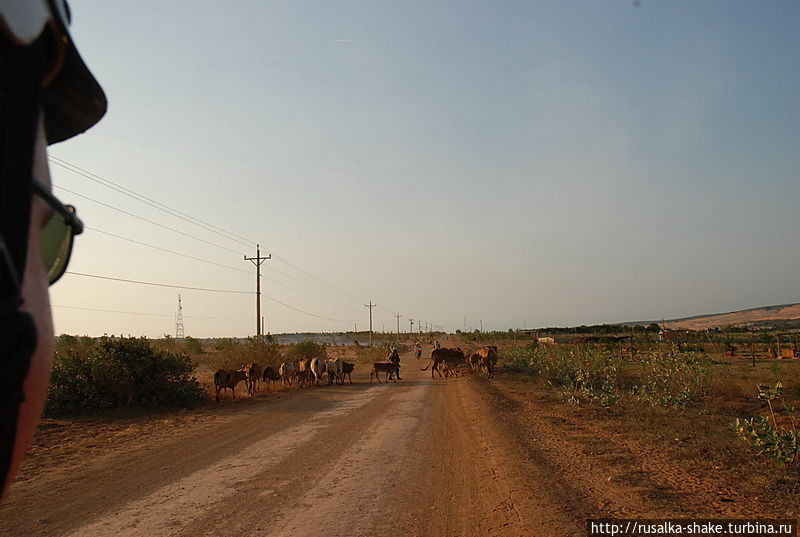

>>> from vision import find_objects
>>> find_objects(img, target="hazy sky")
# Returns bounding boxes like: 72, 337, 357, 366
49, 0, 800, 337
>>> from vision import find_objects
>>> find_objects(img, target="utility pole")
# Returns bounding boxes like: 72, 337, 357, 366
409, 318, 414, 336
244, 244, 270, 337
395, 313, 402, 344
365, 300, 376, 346
480, 319, 483, 332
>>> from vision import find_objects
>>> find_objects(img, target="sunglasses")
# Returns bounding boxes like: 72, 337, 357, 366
33, 182, 83, 285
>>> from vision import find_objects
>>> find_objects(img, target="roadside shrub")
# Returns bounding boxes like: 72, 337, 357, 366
209, 337, 282, 371
46, 336, 205, 416
505, 343, 621, 407
638, 352, 710, 408
285, 341, 328, 362
734, 382, 800, 465
182, 336, 204, 355
504, 342, 541, 374
557, 347, 621, 407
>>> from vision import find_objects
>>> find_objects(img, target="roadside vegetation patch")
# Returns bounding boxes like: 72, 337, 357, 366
47, 336, 205, 417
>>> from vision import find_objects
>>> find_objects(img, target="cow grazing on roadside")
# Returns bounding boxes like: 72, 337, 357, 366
342, 361, 355, 384
296, 369, 311, 389
243, 363, 263, 396
421, 347, 465, 379
214, 369, 248, 401
279, 362, 297, 386
310, 358, 326, 387
297, 357, 312, 374
475, 346, 499, 378
326, 358, 343, 386
370, 362, 398, 384
262, 366, 281, 389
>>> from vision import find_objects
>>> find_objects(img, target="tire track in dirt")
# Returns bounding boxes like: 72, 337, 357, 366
2, 386, 378, 536
63, 386, 384, 536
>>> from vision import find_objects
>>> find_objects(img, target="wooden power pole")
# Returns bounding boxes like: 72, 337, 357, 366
365, 301, 376, 346
244, 244, 270, 337
395, 313, 402, 344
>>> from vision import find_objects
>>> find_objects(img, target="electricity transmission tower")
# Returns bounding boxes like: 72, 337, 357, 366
365, 301, 376, 346
175, 294, 185, 340
244, 244, 270, 337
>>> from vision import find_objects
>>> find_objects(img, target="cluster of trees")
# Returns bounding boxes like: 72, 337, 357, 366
531, 323, 661, 335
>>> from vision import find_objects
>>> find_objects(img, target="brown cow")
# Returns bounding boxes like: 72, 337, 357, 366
342, 361, 355, 384
421, 348, 465, 378
297, 357, 312, 373
262, 366, 281, 389
243, 362, 263, 396
296, 369, 311, 389
475, 346, 499, 378
370, 362, 398, 384
468, 353, 481, 371
214, 369, 248, 401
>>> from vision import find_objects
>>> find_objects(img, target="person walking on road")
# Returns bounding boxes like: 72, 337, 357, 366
387, 347, 402, 380
434, 340, 442, 350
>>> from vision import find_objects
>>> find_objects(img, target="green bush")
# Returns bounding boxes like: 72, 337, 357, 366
505, 343, 621, 407
734, 382, 800, 465
285, 341, 328, 362
209, 337, 282, 371
182, 336, 204, 355
557, 348, 621, 407
507, 343, 713, 410
638, 352, 710, 408
46, 336, 205, 416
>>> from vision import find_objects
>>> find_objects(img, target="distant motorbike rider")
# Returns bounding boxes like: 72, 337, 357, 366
387, 347, 402, 380
413, 342, 422, 359
434, 340, 442, 350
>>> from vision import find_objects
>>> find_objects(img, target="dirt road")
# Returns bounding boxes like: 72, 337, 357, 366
1, 350, 767, 536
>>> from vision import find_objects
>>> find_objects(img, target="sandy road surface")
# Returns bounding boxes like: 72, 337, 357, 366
1, 350, 766, 536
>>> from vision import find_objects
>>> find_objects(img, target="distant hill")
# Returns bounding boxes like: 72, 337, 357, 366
656, 303, 800, 330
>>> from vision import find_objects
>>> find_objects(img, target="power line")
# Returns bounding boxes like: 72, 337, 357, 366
51, 158, 370, 315
49, 156, 255, 248
84, 226, 252, 275
53, 304, 251, 319
52, 158, 367, 306
262, 263, 364, 307
64, 271, 356, 322
53, 184, 244, 255
83, 226, 363, 313
58, 186, 365, 308
262, 294, 356, 323
272, 253, 366, 302
64, 271, 253, 294
52, 305, 340, 331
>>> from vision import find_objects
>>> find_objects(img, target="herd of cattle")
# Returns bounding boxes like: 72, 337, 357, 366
213, 357, 357, 400
212, 345, 500, 401
421, 346, 499, 379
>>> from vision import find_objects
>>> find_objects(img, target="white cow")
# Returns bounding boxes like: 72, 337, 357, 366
310, 357, 326, 387
279, 362, 297, 386
326, 358, 343, 386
